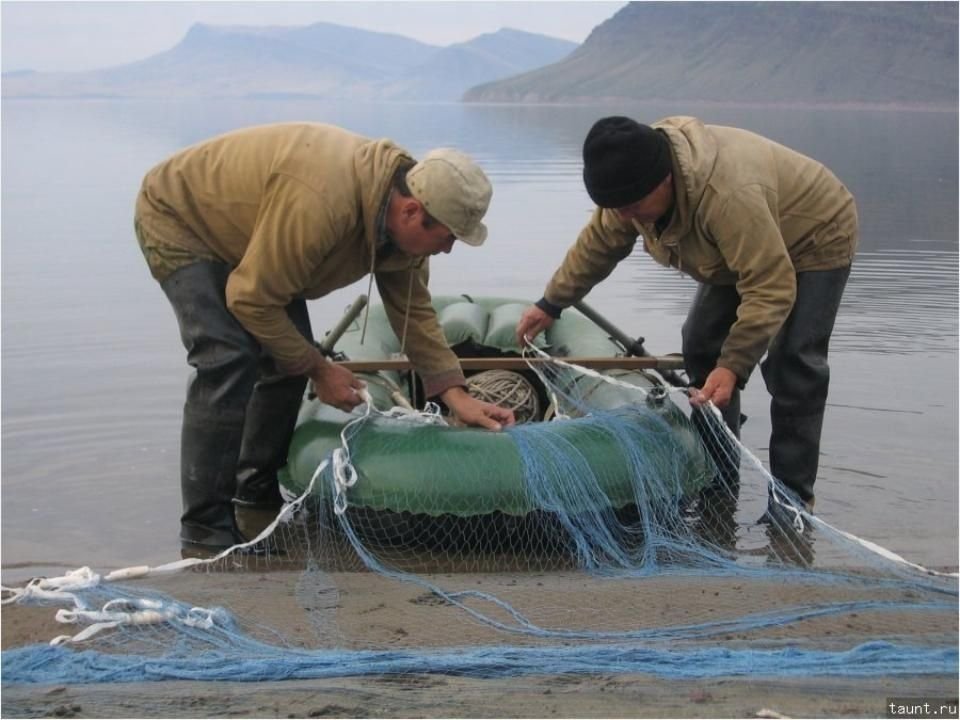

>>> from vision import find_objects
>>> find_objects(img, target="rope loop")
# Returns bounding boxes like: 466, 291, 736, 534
324, 386, 454, 514
332, 448, 358, 488
184, 607, 218, 629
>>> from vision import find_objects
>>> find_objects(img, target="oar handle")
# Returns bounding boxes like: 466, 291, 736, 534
318, 294, 368, 356
573, 300, 649, 357
572, 299, 689, 388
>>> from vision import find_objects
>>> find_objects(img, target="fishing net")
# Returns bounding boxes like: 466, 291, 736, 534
2, 318, 957, 686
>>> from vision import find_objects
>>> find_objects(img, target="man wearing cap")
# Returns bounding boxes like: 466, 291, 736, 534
135, 122, 514, 551
516, 116, 857, 510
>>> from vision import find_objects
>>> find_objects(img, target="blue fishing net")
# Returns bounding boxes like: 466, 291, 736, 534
2, 348, 956, 686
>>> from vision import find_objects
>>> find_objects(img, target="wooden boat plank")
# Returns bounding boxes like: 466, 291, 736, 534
336, 356, 686, 372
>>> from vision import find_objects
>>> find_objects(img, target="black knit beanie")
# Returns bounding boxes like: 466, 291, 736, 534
582, 116, 672, 208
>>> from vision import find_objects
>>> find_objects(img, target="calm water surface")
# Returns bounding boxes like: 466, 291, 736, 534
2, 99, 957, 578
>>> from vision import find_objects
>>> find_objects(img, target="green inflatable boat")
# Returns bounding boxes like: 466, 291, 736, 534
278, 296, 714, 518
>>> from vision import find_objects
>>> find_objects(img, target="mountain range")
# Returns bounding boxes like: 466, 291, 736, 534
1, 23, 577, 101
4, 3, 957, 108
465, 2, 959, 108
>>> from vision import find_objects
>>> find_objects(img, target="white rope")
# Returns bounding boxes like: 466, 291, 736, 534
11, 352, 952, 647
521, 344, 664, 397
3, 386, 452, 624
808, 514, 960, 579
330, 388, 446, 515
1, 456, 329, 646
330, 392, 371, 515
520, 342, 959, 580
1, 567, 101, 608
0, 385, 455, 645
49, 599, 221, 646
467, 370, 540, 423
702, 402, 956, 577
0, 462, 331, 646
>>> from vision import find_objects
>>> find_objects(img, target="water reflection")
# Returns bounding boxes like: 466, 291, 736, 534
618, 246, 959, 355
1, 99, 957, 573
835, 248, 959, 353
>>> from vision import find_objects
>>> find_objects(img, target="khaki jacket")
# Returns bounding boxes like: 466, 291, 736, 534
135, 122, 464, 397
545, 116, 858, 379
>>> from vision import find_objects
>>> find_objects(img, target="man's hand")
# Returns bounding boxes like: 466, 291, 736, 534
441, 386, 515, 431
689, 367, 738, 409
515, 305, 555, 347
311, 360, 366, 412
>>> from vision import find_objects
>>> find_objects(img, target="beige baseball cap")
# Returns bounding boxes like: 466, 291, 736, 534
406, 148, 492, 246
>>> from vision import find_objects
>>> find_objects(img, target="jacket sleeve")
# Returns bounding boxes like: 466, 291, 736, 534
375, 260, 466, 398
543, 208, 638, 307
709, 185, 797, 380
225, 174, 338, 375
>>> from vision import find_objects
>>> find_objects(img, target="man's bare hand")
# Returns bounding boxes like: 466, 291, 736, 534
311, 360, 366, 412
689, 366, 738, 409
515, 305, 554, 347
441, 386, 515, 431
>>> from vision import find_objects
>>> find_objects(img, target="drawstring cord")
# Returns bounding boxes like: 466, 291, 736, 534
399, 269, 414, 355
360, 232, 377, 345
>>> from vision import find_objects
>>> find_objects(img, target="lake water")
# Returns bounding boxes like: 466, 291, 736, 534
2, 98, 957, 580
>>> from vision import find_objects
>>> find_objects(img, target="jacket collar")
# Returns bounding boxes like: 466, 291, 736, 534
352, 138, 418, 271
651, 117, 718, 247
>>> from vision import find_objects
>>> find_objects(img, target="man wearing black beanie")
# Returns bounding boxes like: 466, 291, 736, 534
516, 115, 858, 511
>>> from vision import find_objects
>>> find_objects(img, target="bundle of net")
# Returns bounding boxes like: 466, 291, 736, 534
2, 354, 956, 684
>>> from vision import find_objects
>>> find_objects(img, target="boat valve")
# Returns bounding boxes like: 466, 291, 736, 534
646, 385, 668, 408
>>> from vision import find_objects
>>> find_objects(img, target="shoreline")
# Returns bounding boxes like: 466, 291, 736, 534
2, 666, 957, 719
460, 96, 959, 113
2, 94, 957, 113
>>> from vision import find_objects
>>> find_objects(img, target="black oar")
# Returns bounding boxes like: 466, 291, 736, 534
318, 294, 369, 357
308, 294, 371, 401
573, 299, 688, 388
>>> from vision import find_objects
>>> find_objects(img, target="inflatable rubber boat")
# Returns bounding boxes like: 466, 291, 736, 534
278, 296, 714, 520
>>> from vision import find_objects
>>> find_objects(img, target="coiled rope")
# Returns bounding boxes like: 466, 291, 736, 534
466, 370, 541, 423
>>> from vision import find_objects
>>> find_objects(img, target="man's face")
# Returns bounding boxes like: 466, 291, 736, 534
393, 218, 456, 257
613, 174, 674, 224
389, 199, 457, 257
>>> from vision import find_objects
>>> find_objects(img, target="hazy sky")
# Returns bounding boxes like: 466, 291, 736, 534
1, 1, 627, 73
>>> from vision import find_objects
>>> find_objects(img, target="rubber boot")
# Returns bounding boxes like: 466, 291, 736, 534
231, 366, 307, 548
761, 266, 850, 506
161, 260, 261, 550
233, 373, 308, 509
179, 404, 246, 548
233, 299, 313, 510
768, 412, 824, 506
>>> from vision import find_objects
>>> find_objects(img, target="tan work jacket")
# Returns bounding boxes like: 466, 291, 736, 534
135, 122, 464, 397
545, 116, 858, 380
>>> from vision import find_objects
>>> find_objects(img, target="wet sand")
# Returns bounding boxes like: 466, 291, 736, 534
3, 565, 956, 719
2, 668, 956, 719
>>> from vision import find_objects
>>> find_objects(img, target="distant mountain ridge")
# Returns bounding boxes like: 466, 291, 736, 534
464, 2, 959, 108
1, 22, 577, 101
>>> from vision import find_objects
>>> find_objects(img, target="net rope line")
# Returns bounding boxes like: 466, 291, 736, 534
519, 343, 958, 580
310, 367, 957, 641
0, 389, 451, 645
333, 512, 945, 642
5, 637, 953, 684
0, 459, 328, 645
2, 353, 955, 645
328, 443, 955, 642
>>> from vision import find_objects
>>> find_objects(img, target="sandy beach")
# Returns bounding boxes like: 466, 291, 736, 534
2, 664, 956, 719
3, 563, 956, 719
